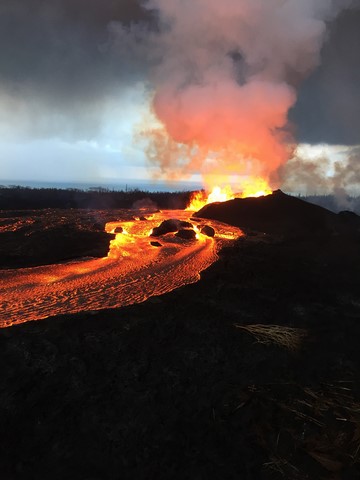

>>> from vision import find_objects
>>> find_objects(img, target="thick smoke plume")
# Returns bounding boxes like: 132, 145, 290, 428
141, 0, 357, 188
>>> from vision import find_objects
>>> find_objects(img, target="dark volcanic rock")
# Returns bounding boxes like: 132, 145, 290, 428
151, 219, 181, 237
201, 225, 215, 237
114, 226, 123, 233
338, 210, 360, 231
195, 190, 350, 237
179, 221, 193, 229
150, 241, 162, 247
176, 229, 197, 240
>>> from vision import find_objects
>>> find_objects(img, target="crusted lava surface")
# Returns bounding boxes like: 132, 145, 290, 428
1, 194, 360, 479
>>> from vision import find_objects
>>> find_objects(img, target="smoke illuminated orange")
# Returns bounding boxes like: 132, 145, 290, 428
142, 0, 342, 198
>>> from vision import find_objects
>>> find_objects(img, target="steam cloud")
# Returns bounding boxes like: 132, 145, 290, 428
140, 0, 358, 188
279, 145, 360, 209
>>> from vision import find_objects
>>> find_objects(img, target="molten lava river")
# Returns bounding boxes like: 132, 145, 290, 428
0, 210, 242, 327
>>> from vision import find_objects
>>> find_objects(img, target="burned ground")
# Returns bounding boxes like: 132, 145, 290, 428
1, 207, 360, 479
0, 209, 123, 268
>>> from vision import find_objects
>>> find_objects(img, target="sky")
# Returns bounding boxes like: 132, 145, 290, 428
0, 0, 359, 192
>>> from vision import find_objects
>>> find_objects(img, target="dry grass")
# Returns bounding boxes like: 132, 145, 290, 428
234, 324, 307, 351
251, 383, 360, 477
263, 456, 303, 479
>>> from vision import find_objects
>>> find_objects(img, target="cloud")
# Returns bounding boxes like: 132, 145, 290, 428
291, 7, 360, 146
0, 0, 151, 139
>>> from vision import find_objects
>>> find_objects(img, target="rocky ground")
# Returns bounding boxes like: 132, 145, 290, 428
1, 196, 360, 479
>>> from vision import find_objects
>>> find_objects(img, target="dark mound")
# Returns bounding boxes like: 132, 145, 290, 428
151, 219, 195, 237
195, 190, 360, 237
151, 219, 180, 237
179, 220, 193, 229
201, 225, 215, 237
150, 241, 162, 247
175, 228, 197, 240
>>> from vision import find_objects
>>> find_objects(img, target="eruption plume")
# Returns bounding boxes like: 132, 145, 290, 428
140, 0, 357, 192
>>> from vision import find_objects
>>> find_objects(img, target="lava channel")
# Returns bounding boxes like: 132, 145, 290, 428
0, 210, 242, 327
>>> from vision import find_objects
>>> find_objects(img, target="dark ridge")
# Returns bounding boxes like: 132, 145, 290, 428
195, 190, 360, 237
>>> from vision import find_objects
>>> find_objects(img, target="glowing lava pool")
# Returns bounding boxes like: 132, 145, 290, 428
0, 210, 242, 327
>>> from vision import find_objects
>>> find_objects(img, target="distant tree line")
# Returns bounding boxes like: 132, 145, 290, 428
0, 186, 194, 210
1, 186, 359, 214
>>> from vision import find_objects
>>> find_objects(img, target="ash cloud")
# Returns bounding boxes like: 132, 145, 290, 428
138, 0, 359, 187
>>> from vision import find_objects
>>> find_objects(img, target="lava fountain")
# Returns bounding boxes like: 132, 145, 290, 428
186, 178, 272, 211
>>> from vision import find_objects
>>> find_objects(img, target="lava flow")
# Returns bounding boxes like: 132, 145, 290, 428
0, 209, 242, 327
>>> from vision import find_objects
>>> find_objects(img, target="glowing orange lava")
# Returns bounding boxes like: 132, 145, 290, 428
0, 210, 243, 327
186, 178, 272, 211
